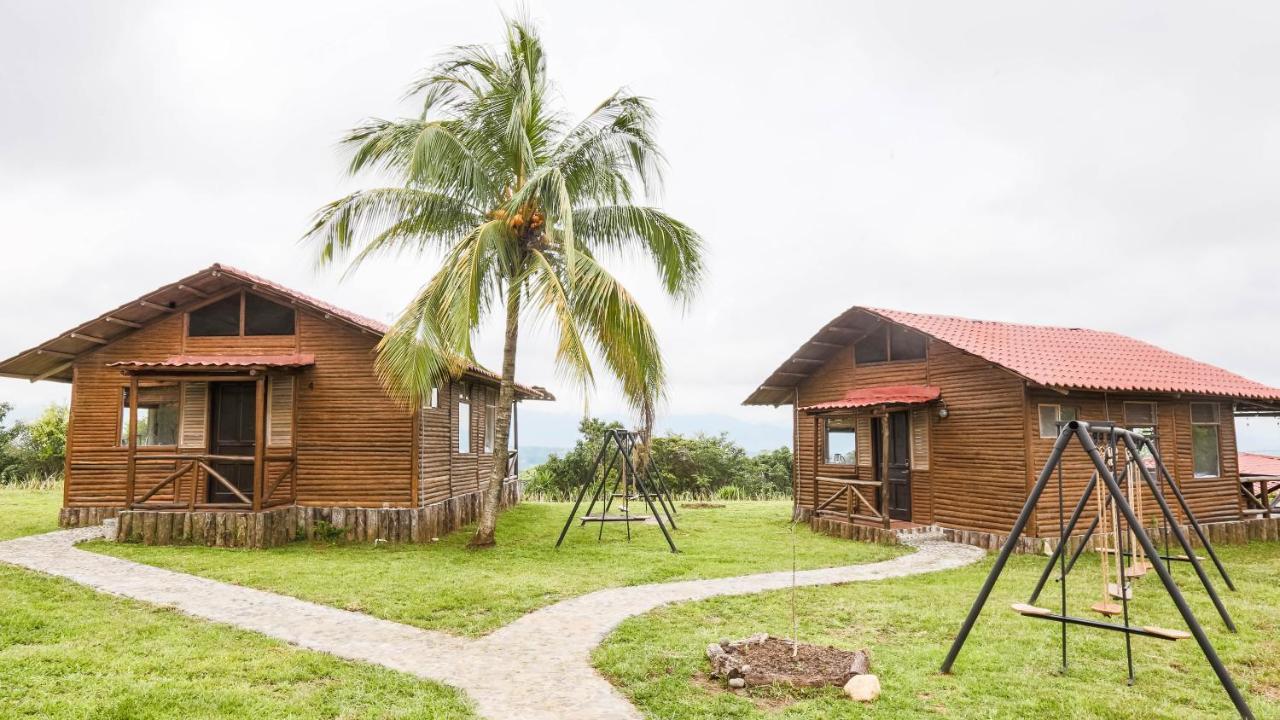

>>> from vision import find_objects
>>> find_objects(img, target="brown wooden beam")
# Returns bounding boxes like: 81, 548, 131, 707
104, 316, 143, 329
126, 376, 139, 506
140, 300, 174, 312
880, 415, 891, 530
176, 284, 208, 298
32, 361, 73, 383
35, 349, 77, 359
69, 332, 108, 344
252, 376, 266, 512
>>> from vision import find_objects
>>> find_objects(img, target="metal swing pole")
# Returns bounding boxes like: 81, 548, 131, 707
1030, 472, 1099, 604
1055, 451, 1069, 672
618, 433, 679, 553
1120, 434, 1237, 633
940, 427, 1076, 673
556, 431, 616, 548
1108, 429, 1136, 686
1079, 424, 1253, 720
1142, 436, 1236, 591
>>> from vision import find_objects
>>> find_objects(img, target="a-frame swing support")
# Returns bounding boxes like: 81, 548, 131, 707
554, 428, 679, 553
940, 421, 1253, 720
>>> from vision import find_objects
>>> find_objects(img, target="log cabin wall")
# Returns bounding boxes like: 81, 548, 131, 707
65, 314, 187, 508
794, 336, 1028, 533
1025, 390, 1242, 534
292, 310, 414, 507
419, 380, 501, 505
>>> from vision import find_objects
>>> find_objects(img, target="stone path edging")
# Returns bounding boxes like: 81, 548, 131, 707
0, 527, 983, 719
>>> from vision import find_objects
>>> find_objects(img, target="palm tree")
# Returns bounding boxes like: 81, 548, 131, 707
306, 16, 703, 547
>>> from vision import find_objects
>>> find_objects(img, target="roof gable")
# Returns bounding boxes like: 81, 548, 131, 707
744, 306, 1280, 406
0, 263, 552, 400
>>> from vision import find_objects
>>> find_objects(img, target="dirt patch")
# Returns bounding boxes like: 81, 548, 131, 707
707, 633, 869, 688
681, 502, 726, 509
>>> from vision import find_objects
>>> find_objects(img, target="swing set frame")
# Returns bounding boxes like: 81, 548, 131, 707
940, 420, 1254, 720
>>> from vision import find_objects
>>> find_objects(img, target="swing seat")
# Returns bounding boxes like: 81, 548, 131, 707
1124, 563, 1149, 579
1107, 582, 1133, 600
1141, 626, 1191, 641
1091, 601, 1124, 617
579, 515, 651, 523
1011, 603, 1052, 617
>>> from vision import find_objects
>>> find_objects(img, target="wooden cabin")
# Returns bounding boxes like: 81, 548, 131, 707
744, 307, 1280, 541
0, 264, 552, 546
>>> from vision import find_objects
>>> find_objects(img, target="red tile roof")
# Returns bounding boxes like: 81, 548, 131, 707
800, 385, 941, 412
108, 354, 316, 370
1239, 452, 1280, 477
863, 308, 1280, 401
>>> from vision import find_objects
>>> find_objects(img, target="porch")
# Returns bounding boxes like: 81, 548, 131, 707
112, 355, 309, 514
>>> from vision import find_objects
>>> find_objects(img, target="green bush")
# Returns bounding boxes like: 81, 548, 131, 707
0, 402, 68, 485
523, 418, 792, 501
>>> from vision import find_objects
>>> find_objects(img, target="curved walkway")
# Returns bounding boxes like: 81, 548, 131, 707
0, 526, 983, 720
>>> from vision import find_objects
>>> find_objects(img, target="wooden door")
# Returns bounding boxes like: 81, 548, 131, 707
207, 381, 256, 503
887, 411, 912, 521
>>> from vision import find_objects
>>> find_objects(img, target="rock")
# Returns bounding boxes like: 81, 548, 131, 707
740, 664, 751, 674
843, 674, 880, 702
719, 638, 731, 649
728, 678, 746, 689
706, 643, 724, 660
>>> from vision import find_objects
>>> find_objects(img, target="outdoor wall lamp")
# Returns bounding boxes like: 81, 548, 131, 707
937, 400, 950, 420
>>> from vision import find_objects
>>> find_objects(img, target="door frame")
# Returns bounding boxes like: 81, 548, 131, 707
872, 411, 913, 522
206, 380, 259, 505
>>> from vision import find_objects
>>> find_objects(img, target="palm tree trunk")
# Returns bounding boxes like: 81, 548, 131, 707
469, 280, 521, 548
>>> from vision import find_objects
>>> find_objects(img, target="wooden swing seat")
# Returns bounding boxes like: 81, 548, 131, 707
1141, 626, 1192, 641
1091, 601, 1124, 616
1010, 605, 1191, 641
1011, 603, 1052, 617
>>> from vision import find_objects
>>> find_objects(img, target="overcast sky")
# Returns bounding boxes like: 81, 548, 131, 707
2, 1, 1278, 452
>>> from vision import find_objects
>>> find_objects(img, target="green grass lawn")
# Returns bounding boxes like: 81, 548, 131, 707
595, 542, 1280, 719
88, 502, 905, 636
0, 486, 476, 719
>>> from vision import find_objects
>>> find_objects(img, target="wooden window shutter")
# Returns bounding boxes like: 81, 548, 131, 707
179, 382, 208, 449
856, 415, 873, 468
267, 376, 295, 447
911, 408, 930, 471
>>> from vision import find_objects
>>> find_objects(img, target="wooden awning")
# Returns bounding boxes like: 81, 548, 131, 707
799, 384, 941, 412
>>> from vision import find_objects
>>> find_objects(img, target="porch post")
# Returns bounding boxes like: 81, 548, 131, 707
880, 408, 891, 529
512, 400, 519, 478
125, 375, 139, 507
253, 375, 266, 512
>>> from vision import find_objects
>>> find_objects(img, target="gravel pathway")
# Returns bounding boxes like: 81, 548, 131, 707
0, 526, 983, 720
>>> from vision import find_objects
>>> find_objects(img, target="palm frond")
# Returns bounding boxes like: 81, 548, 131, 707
305, 188, 482, 273
572, 205, 704, 304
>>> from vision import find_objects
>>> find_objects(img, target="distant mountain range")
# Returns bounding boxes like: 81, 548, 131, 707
515, 445, 567, 470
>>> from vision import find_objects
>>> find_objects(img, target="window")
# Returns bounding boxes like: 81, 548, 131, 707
188, 295, 241, 337
458, 391, 471, 453
188, 291, 296, 337
889, 326, 927, 361
429, 386, 439, 409
1123, 401, 1158, 468
824, 417, 857, 465
120, 384, 179, 446
244, 293, 295, 335
854, 324, 926, 364
1038, 404, 1078, 438
484, 405, 496, 454
1190, 402, 1221, 478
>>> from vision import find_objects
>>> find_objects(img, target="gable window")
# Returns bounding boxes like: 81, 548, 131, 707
854, 324, 926, 364
244, 293, 296, 335
1038, 404, 1078, 438
188, 291, 296, 337
484, 403, 496, 454
188, 295, 241, 337
1190, 402, 1221, 478
428, 386, 439, 409
823, 417, 857, 465
458, 390, 471, 454
120, 384, 179, 446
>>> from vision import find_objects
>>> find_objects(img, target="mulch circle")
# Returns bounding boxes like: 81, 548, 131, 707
707, 633, 870, 688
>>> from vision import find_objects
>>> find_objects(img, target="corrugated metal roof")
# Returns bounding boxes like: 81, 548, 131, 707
799, 385, 941, 412
107, 354, 317, 370
1239, 452, 1280, 477
744, 306, 1280, 406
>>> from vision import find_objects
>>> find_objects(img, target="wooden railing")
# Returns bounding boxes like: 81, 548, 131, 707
1241, 476, 1280, 519
126, 452, 295, 512
506, 449, 519, 481
813, 476, 887, 527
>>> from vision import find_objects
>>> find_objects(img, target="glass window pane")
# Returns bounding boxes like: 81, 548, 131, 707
1192, 425, 1220, 478
120, 385, 179, 446
244, 293, 296, 335
188, 295, 241, 336
484, 406, 495, 454
889, 326, 926, 361
458, 400, 471, 453
1034, 404, 1054, 438
1190, 402, 1219, 425
1060, 407, 1078, 423
1124, 402, 1155, 426
853, 325, 888, 364
824, 417, 856, 464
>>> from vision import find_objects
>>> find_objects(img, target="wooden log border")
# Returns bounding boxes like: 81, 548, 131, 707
88, 479, 520, 549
